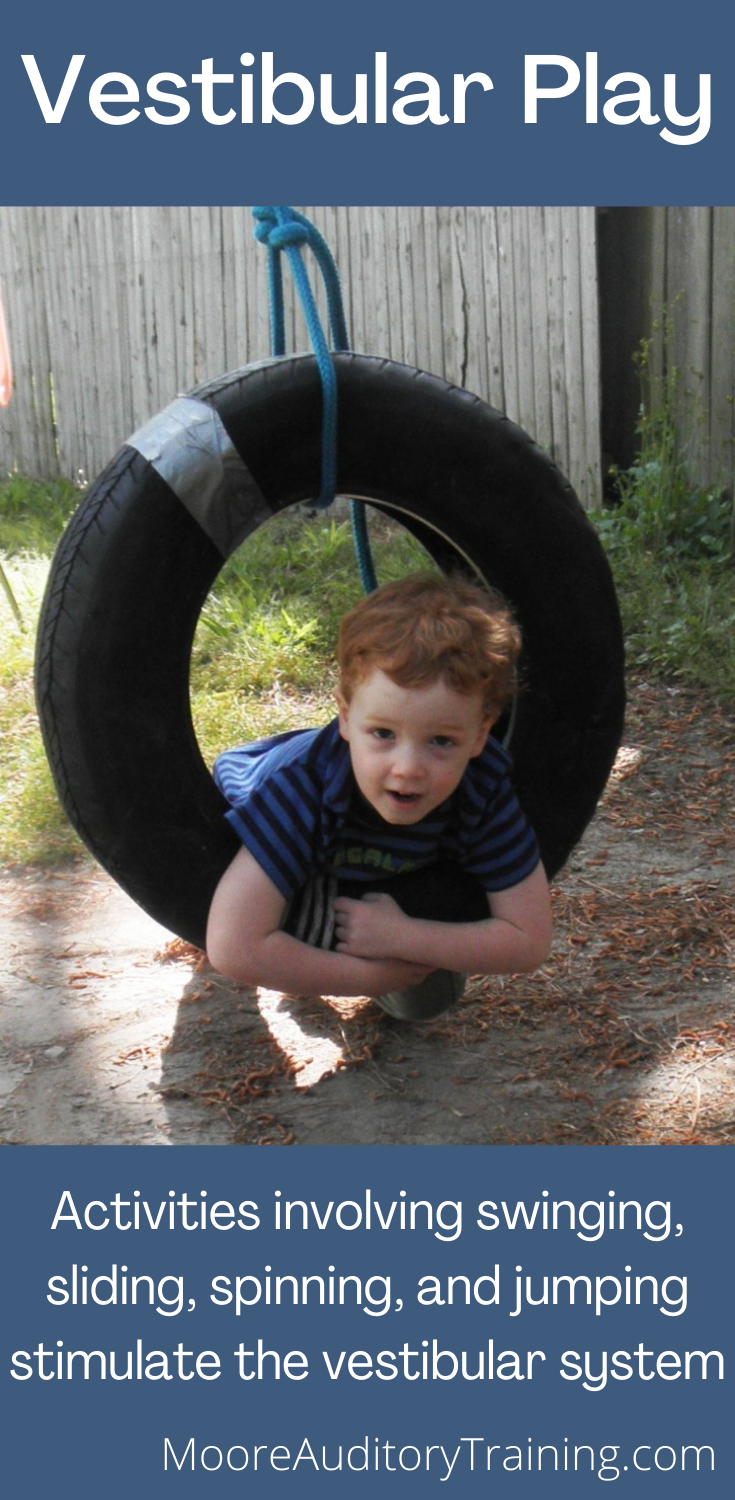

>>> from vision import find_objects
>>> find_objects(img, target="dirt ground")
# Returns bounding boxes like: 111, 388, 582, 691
1, 676, 733, 1148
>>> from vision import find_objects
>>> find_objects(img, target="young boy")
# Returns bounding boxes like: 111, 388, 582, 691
206, 572, 551, 1020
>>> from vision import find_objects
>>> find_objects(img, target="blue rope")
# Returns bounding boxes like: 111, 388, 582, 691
252, 206, 376, 591
348, 489, 377, 596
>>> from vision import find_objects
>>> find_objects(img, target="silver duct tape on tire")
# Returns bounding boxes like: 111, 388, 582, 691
128, 396, 269, 558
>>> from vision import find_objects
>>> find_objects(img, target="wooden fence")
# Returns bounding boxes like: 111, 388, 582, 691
598, 206, 734, 491
0, 206, 602, 508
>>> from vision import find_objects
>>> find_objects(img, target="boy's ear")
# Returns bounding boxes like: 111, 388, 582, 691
335, 688, 350, 740
470, 715, 495, 757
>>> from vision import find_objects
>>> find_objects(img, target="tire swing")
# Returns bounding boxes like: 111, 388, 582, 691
35, 218, 625, 951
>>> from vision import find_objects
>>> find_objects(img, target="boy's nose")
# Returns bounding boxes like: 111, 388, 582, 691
392, 742, 422, 778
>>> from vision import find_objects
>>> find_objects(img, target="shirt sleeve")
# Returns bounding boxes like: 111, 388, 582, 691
461, 770, 540, 892
214, 751, 322, 901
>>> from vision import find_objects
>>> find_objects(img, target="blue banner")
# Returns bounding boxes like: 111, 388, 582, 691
4, 1146, 732, 1494
1, 0, 731, 204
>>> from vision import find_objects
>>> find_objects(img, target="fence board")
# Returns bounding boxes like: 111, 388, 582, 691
478, 207, 504, 413
527, 207, 552, 455
710, 208, 735, 490
495, 206, 519, 425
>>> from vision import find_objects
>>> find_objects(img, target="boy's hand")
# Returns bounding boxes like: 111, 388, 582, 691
334, 864, 552, 978
208, 849, 432, 995
333, 892, 408, 960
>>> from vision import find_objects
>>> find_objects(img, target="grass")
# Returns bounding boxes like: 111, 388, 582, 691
0, 478, 83, 864
595, 541, 735, 691
593, 490, 734, 698
0, 473, 82, 557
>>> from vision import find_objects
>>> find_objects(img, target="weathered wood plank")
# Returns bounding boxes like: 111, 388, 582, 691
710, 207, 734, 492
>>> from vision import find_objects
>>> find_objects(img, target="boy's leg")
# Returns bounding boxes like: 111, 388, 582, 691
363, 861, 489, 924
281, 863, 488, 1020
338, 862, 488, 1021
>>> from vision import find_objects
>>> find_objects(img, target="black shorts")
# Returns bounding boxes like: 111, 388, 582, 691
282, 860, 490, 951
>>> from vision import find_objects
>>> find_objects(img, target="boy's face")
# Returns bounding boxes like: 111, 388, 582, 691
336, 669, 493, 825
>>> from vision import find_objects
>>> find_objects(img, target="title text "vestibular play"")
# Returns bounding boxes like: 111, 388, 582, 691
21, 52, 711, 144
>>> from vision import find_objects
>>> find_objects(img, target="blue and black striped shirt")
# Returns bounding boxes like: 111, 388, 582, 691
213, 719, 539, 901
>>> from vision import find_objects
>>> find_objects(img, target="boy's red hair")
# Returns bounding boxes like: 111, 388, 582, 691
337, 572, 521, 718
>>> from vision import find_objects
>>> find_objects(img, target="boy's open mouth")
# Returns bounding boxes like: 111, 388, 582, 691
388, 790, 420, 804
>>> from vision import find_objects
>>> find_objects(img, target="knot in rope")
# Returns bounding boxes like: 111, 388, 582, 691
252, 207, 310, 252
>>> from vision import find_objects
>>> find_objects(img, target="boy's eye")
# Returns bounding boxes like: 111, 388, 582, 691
431, 735, 456, 748
371, 727, 395, 741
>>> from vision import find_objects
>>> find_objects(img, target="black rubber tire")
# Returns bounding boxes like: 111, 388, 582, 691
35, 353, 625, 948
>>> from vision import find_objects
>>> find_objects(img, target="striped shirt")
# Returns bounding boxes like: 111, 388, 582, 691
213, 719, 539, 902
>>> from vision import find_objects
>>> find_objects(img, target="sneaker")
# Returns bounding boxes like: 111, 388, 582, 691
376, 971, 466, 1021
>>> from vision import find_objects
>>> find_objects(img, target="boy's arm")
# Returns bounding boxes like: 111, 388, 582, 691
333, 863, 552, 976
206, 846, 433, 996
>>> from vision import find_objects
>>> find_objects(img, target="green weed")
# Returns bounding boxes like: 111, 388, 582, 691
0, 553, 83, 862
594, 308, 733, 698
599, 547, 735, 692
0, 472, 81, 635
601, 306, 733, 564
